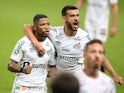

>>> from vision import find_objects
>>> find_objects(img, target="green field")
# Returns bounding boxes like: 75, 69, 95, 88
0, 0, 124, 93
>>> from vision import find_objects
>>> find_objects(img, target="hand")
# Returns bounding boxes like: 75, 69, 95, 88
34, 42, 45, 57
48, 66, 57, 79
113, 75, 123, 86
23, 65, 32, 74
109, 26, 117, 37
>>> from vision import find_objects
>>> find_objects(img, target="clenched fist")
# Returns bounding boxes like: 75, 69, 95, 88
22, 65, 32, 74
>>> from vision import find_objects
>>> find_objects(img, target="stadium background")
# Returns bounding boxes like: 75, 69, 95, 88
0, 0, 124, 93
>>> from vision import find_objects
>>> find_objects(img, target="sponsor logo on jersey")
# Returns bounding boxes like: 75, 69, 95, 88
16, 86, 20, 90
100, 29, 106, 35
22, 86, 27, 90
32, 64, 46, 69
47, 48, 53, 56
73, 36, 81, 41
86, 34, 91, 40
14, 40, 25, 55
73, 42, 81, 49
55, 33, 63, 39
58, 55, 81, 67
59, 55, 80, 62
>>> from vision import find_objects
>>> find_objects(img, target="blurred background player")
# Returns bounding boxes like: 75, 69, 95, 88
76, 0, 118, 72
75, 39, 116, 93
76, 0, 118, 43
8, 14, 56, 93
51, 72, 79, 93
23, 5, 122, 85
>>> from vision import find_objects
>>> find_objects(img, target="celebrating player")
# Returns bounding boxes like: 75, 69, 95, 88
8, 14, 56, 93
23, 5, 122, 85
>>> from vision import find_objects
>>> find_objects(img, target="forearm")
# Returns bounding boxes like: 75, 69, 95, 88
23, 24, 45, 55
23, 24, 39, 46
8, 59, 32, 74
102, 58, 117, 77
111, 4, 118, 27
8, 61, 20, 73
48, 65, 57, 79
75, 0, 85, 9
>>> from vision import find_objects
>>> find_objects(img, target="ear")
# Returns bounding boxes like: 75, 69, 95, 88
33, 27, 36, 31
62, 16, 66, 22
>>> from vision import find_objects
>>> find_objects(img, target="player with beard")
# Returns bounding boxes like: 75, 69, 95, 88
23, 5, 90, 73
74, 39, 116, 93
22, 5, 122, 85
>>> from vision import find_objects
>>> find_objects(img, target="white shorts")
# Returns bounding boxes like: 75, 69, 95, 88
85, 21, 108, 43
11, 84, 47, 93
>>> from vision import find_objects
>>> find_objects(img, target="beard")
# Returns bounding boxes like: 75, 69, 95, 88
36, 33, 47, 42
66, 21, 79, 31
93, 64, 99, 69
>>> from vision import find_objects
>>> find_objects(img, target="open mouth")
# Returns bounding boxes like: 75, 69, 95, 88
73, 21, 79, 30
44, 31, 49, 35
73, 21, 78, 25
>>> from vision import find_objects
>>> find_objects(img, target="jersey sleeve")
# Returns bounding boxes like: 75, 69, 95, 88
10, 39, 25, 63
110, 0, 118, 4
48, 51, 56, 66
109, 79, 116, 93
103, 74, 116, 93
47, 43, 56, 66
83, 33, 92, 50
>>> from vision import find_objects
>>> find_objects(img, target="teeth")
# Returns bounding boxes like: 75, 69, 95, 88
73, 22, 78, 25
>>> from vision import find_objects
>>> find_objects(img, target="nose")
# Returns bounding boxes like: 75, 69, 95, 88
74, 15, 79, 20
45, 24, 50, 30
95, 52, 100, 59
74, 16, 78, 20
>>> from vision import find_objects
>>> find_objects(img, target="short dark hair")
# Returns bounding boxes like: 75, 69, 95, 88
51, 73, 79, 93
33, 14, 48, 24
85, 39, 105, 54
62, 5, 78, 16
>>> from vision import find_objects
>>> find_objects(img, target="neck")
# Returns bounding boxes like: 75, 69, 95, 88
33, 30, 46, 42
83, 67, 99, 78
64, 26, 77, 36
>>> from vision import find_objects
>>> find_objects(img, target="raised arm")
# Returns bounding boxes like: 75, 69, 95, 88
109, 3, 118, 37
103, 57, 123, 86
75, 0, 86, 9
23, 24, 45, 56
